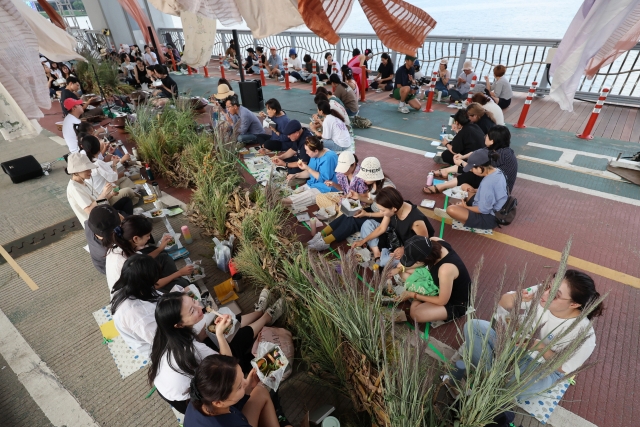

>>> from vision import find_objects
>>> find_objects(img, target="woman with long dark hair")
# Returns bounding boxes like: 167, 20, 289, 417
309, 100, 352, 152
329, 73, 359, 116
258, 98, 290, 151
184, 355, 292, 427
148, 292, 232, 414
437, 108, 485, 165
341, 64, 360, 100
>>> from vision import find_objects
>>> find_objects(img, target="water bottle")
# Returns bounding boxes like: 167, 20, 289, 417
152, 181, 162, 198
426, 171, 434, 186
132, 147, 138, 159
441, 125, 447, 134
145, 163, 154, 180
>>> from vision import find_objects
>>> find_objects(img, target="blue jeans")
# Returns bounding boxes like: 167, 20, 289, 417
464, 319, 565, 400
346, 108, 357, 117
289, 71, 303, 81
435, 80, 449, 97
238, 134, 257, 144
449, 89, 466, 101
322, 139, 349, 152
360, 220, 398, 267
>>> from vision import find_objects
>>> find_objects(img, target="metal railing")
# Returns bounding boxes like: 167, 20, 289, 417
158, 28, 640, 105
70, 29, 115, 57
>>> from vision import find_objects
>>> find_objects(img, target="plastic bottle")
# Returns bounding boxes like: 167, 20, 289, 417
441, 125, 447, 134
132, 147, 138, 159
181, 225, 193, 244
426, 171, 434, 186
145, 163, 154, 180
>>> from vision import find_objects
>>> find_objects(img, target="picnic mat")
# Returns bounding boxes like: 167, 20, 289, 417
452, 220, 493, 235
516, 379, 571, 424
92, 305, 150, 379
607, 164, 640, 186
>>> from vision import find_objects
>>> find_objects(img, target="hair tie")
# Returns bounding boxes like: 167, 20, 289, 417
114, 226, 123, 237
190, 378, 203, 400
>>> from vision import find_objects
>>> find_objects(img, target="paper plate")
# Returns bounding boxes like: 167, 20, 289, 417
322, 416, 340, 427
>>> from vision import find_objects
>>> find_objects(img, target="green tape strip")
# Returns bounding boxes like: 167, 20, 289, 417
405, 321, 448, 362
144, 386, 157, 398
439, 195, 448, 239
235, 157, 252, 174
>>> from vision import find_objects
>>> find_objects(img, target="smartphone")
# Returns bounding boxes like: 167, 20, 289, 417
96, 199, 109, 206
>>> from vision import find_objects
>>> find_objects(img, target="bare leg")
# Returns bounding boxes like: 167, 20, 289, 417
446, 204, 470, 223
242, 385, 283, 427
369, 245, 382, 259
248, 313, 272, 338
409, 300, 448, 323
240, 311, 263, 327
408, 98, 422, 110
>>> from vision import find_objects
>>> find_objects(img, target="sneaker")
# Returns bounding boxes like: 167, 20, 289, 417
398, 105, 410, 114
308, 238, 330, 251
308, 232, 323, 245
266, 297, 285, 326
432, 155, 443, 164
278, 76, 285, 82
255, 287, 271, 312
434, 208, 452, 219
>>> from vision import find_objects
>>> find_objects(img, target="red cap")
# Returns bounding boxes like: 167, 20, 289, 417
63, 98, 84, 111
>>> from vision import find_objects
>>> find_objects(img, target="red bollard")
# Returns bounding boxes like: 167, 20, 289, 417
260, 64, 267, 86
465, 75, 477, 105
168, 50, 177, 71
284, 58, 290, 90
423, 72, 438, 112
219, 55, 226, 79
577, 88, 609, 139
513, 81, 538, 128
203, 63, 209, 78
360, 64, 366, 101
310, 60, 317, 94
187, 66, 192, 75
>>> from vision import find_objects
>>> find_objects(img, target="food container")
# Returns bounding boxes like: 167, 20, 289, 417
251, 344, 290, 391
163, 232, 179, 251
152, 80, 163, 87
55, 121, 64, 131
340, 198, 362, 217
111, 113, 127, 128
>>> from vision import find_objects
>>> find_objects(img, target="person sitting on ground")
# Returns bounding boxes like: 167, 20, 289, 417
44, 65, 56, 98
151, 65, 178, 107
413, 59, 424, 80
467, 269, 603, 400
316, 86, 345, 109
224, 47, 239, 70
85, 205, 122, 274
270, 120, 312, 176
318, 52, 341, 82
363, 48, 374, 77
105, 215, 193, 293
393, 55, 421, 114
149, 292, 233, 414
370, 52, 394, 91
266, 46, 284, 80
243, 47, 256, 74
60, 63, 74, 80
351, 187, 435, 267
66, 153, 127, 226
282, 136, 338, 207
120, 53, 136, 84
302, 53, 314, 74
315, 151, 368, 213
255, 46, 266, 71
424, 125, 517, 195
314, 91, 350, 127
485, 64, 512, 109
62, 98, 85, 153
435, 59, 451, 99
309, 157, 395, 251
449, 60, 477, 102
467, 102, 497, 135
471, 93, 504, 125
257, 98, 290, 148
133, 57, 153, 87
76, 122, 116, 162
436, 108, 485, 165
184, 354, 293, 427
329, 74, 359, 117
347, 48, 368, 92
391, 236, 471, 324
143, 45, 159, 66
80, 136, 139, 207
286, 48, 304, 81
224, 96, 266, 144
112, 257, 284, 364
435, 150, 508, 230
309, 100, 352, 153
60, 76, 95, 116
341, 65, 360, 100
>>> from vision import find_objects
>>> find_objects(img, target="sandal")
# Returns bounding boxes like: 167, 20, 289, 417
422, 185, 440, 194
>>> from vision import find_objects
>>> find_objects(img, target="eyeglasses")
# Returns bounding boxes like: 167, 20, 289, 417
542, 283, 572, 302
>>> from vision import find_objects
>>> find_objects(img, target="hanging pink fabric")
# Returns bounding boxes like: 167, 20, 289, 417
116, 0, 165, 62
36, 0, 66, 30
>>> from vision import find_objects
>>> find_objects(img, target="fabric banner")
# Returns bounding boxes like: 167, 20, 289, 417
234, 0, 304, 39
0, 81, 42, 140
36, 0, 66, 30
297, 0, 355, 45
180, 11, 217, 68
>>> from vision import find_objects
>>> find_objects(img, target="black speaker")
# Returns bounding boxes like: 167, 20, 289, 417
1, 155, 43, 183
238, 80, 264, 111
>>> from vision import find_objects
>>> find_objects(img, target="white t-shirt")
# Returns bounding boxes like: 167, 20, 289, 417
325, 60, 342, 77
106, 248, 128, 293
521, 287, 596, 374
322, 114, 351, 148
144, 52, 158, 66
113, 298, 158, 358
329, 99, 350, 126
87, 159, 117, 193
287, 56, 302, 71
154, 340, 217, 401
482, 100, 505, 125
62, 114, 81, 153
67, 180, 95, 226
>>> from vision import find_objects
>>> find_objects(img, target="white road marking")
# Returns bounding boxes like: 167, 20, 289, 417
526, 142, 616, 161
517, 155, 623, 181
549, 405, 598, 427
0, 309, 99, 427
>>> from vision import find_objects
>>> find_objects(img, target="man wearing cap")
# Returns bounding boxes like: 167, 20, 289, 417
271, 120, 312, 176
435, 59, 451, 99
393, 55, 421, 114
413, 59, 424, 80
86, 205, 122, 274
450, 60, 477, 102
62, 98, 85, 153
266, 46, 284, 80
224, 96, 266, 144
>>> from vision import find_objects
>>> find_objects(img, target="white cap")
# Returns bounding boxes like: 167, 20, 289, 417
463, 60, 473, 70
356, 157, 384, 181
440, 59, 448, 65
67, 153, 97, 174
335, 151, 356, 173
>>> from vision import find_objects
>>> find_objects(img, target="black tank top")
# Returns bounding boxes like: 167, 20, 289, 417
428, 240, 470, 307
391, 203, 435, 244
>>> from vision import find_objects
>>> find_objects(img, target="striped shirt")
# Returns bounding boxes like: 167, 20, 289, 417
489, 147, 518, 192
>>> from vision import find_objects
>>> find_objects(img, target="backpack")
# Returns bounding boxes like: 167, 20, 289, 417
495, 194, 517, 226
351, 115, 372, 129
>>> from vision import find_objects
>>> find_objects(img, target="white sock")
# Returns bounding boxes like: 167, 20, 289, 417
399, 101, 405, 107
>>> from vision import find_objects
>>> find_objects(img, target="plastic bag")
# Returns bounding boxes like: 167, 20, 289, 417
184, 260, 205, 282
213, 235, 235, 272
251, 342, 289, 391
251, 327, 294, 381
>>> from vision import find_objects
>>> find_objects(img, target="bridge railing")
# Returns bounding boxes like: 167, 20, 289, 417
157, 28, 640, 106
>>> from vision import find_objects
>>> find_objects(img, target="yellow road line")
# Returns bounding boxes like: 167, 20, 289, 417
0, 246, 39, 291
419, 208, 640, 288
